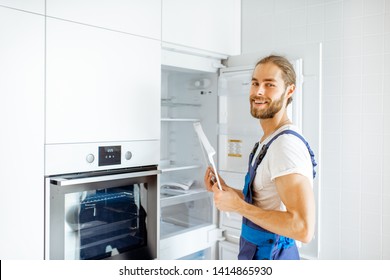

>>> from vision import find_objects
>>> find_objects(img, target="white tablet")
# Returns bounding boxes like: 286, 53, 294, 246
193, 122, 222, 191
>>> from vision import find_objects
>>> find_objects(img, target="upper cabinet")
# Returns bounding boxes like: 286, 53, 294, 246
46, 0, 161, 40
46, 18, 161, 145
162, 0, 241, 56
0, 0, 45, 14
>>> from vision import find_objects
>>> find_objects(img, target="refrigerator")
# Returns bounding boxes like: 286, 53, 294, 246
159, 48, 320, 260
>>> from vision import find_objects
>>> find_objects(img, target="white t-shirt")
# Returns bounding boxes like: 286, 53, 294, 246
251, 124, 314, 211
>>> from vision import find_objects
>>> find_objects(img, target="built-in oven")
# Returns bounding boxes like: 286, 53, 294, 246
44, 141, 160, 260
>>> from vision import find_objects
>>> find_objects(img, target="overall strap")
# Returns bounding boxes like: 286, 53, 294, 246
247, 142, 259, 167
243, 129, 317, 204
240, 129, 316, 258
269, 129, 317, 179
251, 129, 317, 180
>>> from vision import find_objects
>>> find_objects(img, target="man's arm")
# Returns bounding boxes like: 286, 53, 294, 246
212, 173, 315, 243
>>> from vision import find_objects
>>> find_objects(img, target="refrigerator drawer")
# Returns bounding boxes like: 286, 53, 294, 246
160, 224, 217, 260
160, 189, 213, 239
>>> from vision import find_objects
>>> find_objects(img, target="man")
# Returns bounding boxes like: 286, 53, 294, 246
204, 55, 316, 260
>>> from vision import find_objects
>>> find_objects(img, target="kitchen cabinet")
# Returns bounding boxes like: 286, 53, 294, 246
162, 0, 241, 56
46, 0, 161, 40
0, 0, 45, 14
0, 7, 45, 259
45, 18, 160, 145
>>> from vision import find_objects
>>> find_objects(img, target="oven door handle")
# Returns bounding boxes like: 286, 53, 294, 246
50, 170, 161, 186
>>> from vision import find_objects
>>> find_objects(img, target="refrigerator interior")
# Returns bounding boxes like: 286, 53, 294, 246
159, 66, 219, 259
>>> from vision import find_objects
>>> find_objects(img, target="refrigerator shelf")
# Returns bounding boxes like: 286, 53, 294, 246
160, 221, 211, 239
159, 164, 201, 173
160, 187, 210, 208
161, 118, 201, 122
161, 99, 201, 107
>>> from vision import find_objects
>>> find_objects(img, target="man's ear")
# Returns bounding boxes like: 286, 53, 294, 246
286, 84, 295, 98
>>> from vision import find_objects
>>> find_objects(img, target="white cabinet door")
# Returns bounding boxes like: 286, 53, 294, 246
46, 18, 161, 144
0, 7, 45, 259
0, 0, 44, 14
46, 0, 161, 40
162, 0, 241, 56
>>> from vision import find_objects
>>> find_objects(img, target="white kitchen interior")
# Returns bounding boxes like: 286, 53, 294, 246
1, 0, 390, 260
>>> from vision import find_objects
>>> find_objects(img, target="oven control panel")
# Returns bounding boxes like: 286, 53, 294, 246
98, 145, 121, 166
45, 140, 159, 175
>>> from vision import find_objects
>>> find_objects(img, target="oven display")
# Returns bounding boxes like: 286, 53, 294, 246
98, 146, 121, 166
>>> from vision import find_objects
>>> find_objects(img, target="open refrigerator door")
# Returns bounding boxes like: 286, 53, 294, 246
216, 58, 308, 259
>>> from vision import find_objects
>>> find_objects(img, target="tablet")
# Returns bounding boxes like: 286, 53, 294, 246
193, 122, 222, 191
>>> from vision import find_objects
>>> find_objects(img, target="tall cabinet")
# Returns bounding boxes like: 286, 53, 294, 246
0, 6, 45, 259
0, 0, 162, 260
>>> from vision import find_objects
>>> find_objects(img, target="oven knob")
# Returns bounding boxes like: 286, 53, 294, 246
125, 151, 132, 160
86, 153, 95, 163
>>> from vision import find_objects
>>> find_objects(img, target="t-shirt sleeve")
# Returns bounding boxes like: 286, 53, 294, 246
267, 134, 313, 183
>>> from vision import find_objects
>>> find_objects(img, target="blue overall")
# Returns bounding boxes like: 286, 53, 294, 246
238, 129, 317, 260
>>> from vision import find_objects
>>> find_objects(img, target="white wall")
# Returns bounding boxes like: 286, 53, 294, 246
241, 0, 390, 259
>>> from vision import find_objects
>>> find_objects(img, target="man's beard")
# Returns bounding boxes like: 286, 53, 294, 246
250, 92, 286, 119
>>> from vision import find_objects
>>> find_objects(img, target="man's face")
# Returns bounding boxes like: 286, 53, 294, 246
249, 62, 290, 119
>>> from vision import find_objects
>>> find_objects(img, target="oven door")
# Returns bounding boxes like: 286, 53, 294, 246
45, 167, 160, 260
